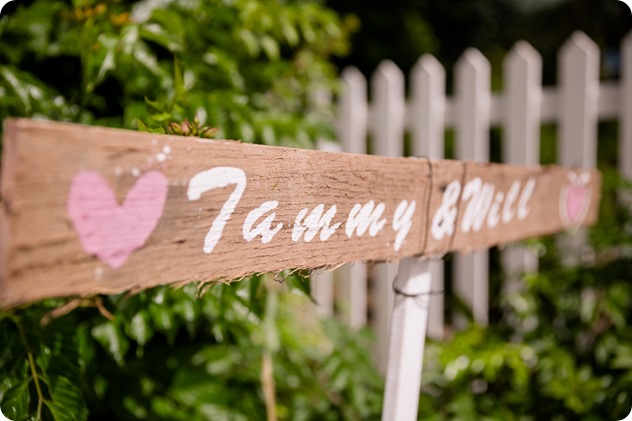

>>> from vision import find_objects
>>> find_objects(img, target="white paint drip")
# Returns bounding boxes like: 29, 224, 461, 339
461, 178, 495, 233
502, 181, 520, 224
517, 177, 536, 220
346, 201, 387, 238
487, 191, 504, 229
156, 152, 167, 162
431, 176, 539, 240
392, 200, 416, 251
187, 167, 247, 254
430, 180, 461, 241
292, 204, 341, 242
131, 167, 140, 177
243, 200, 283, 243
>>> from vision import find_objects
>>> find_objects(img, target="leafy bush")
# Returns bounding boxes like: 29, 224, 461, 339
0, 279, 383, 420
418, 170, 632, 420
0, 0, 357, 145
0, 1, 383, 420
3, 1, 632, 420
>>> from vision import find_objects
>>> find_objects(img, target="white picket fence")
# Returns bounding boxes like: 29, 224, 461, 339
312, 31, 632, 372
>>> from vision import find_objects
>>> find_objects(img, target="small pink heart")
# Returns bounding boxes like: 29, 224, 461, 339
566, 184, 586, 224
68, 170, 168, 268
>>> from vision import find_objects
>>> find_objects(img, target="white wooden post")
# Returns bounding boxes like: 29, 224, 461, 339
558, 32, 599, 265
502, 41, 541, 289
410, 54, 446, 339
337, 67, 369, 329
371, 60, 405, 372
621, 33, 632, 181
382, 257, 432, 421
311, 270, 334, 317
454, 48, 491, 327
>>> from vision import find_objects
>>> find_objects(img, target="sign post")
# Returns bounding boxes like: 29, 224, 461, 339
382, 257, 432, 420
0, 118, 602, 418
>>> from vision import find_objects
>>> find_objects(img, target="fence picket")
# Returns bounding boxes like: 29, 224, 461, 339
410, 55, 446, 158
621, 33, 632, 180
454, 48, 491, 327
502, 42, 542, 288
339, 67, 369, 155
410, 55, 446, 339
560, 31, 599, 169
558, 32, 599, 265
337, 67, 369, 329
311, 270, 334, 317
371, 60, 405, 372
329, 30, 620, 365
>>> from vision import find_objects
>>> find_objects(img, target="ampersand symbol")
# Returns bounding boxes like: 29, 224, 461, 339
430, 180, 461, 241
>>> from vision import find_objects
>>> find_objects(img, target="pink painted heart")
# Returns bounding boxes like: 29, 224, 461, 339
566, 184, 586, 224
67, 170, 168, 268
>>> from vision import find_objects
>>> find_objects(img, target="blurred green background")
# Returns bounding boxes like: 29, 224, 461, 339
1, 0, 632, 419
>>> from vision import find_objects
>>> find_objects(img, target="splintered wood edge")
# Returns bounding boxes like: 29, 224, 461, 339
0, 118, 603, 307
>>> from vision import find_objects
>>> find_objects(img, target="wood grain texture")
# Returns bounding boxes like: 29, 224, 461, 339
0, 119, 601, 307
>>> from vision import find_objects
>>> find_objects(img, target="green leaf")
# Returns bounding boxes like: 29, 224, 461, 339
237, 29, 260, 57
47, 376, 88, 421
260, 35, 279, 61
0, 380, 30, 421
135, 118, 149, 132
91, 322, 129, 366
127, 311, 152, 347
85, 34, 118, 94
173, 57, 185, 102
281, 19, 299, 46
140, 22, 183, 52
169, 368, 232, 408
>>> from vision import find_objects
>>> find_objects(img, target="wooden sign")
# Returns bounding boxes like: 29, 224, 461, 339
0, 119, 601, 307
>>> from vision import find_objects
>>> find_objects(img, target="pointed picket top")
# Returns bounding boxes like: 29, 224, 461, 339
338, 66, 368, 155
560, 31, 600, 66
454, 48, 491, 162
341, 65, 366, 85
504, 40, 542, 166
410, 54, 446, 158
456, 48, 491, 79
506, 40, 541, 74
559, 31, 599, 169
412, 54, 445, 86
374, 59, 405, 84
620, 32, 632, 180
371, 60, 405, 157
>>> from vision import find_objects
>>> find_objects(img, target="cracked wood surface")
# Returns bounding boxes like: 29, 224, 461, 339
0, 119, 600, 307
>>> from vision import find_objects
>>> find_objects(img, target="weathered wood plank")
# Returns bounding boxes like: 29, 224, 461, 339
0, 119, 601, 307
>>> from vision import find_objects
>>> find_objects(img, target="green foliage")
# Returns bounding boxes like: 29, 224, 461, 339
0, 1, 384, 420
0, 281, 383, 420
418, 169, 632, 420
0, 0, 356, 146
3, 1, 632, 420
